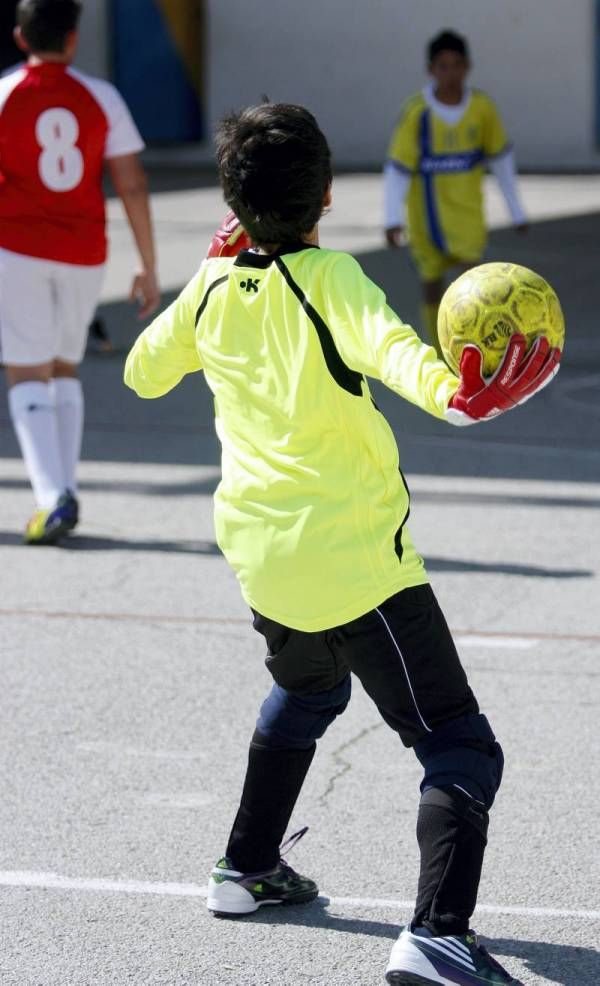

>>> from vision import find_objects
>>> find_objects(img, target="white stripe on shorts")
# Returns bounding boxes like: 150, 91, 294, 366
374, 607, 432, 733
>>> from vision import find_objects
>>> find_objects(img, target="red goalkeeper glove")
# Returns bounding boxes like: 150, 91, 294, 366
206, 210, 251, 258
445, 333, 561, 426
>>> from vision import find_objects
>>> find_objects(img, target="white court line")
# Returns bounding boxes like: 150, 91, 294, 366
0, 872, 205, 897
1, 871, 599, 921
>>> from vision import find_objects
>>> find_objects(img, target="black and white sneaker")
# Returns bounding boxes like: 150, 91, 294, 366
386, 926, 523, 985
206, 827, 318, 917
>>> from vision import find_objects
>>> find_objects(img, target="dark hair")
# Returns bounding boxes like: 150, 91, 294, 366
17, 0, 82, 54
428, 30, 469, 63
215, 103, 332, 247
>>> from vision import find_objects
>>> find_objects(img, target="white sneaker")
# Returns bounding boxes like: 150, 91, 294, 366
385, 926, 523, 985
206, 828, 318, 917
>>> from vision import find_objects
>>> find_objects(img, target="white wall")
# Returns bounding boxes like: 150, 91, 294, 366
75, 0, 110, 78
74, 0, 600, 169
208, 0, 599, 169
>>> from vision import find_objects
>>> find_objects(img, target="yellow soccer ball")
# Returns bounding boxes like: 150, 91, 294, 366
437, 262, 565, 377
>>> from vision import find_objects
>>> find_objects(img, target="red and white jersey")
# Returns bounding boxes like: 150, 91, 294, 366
0, 62, 144, 266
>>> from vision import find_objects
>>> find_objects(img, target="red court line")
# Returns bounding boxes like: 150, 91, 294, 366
0, 607, 599, 642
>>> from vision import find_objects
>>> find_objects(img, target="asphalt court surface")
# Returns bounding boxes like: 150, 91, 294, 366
1, 175, 599, 985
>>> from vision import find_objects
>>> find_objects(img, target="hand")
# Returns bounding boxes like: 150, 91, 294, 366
385, 226, 405, 249
514, 223, 529, 234
207, 210, 252, 258
130, 268, 160, 319
445, 333, 561, 426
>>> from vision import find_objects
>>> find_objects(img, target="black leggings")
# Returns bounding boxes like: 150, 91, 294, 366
227, 584, 503, 935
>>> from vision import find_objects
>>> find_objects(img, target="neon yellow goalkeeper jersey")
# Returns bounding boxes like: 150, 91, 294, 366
388, 88, 509, 260
124, 244, 459, 631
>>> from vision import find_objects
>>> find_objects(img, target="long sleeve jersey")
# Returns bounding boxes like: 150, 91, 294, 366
124, 243, 459, 631
385, 86, 525, 258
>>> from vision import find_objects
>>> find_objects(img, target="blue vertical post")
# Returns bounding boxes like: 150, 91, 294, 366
111, 0, 204, 143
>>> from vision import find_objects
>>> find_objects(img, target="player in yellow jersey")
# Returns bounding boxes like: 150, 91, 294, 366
384, 30, 527, 354
125, 104, 558, 985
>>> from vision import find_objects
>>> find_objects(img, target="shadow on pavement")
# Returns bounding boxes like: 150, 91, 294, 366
424, 557, 592, 579
0, 522, 588, 571
0, 476, 220, 497
0, 531, 221, 554
242, 901, 600, 985
105, 163, 219, 198
487, 935, 600, 986
1, 210, 599, 483
238, 896, 398, 940
4, 475, 600, 509
414, 490, 600, 510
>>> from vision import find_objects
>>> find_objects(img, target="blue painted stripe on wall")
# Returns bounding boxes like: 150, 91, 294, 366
112, 0, 203, 142
418, 109, 446, 252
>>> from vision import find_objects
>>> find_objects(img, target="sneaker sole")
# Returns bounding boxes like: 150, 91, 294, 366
210, 888, 318, 919
386, 966, 522, 986
386, 974, 440, 986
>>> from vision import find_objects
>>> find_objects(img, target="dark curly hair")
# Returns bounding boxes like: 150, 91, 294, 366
215, 103, 332, 248
428, 30, 469, 63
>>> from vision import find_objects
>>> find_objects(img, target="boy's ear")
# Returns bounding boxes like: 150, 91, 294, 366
64, 30, 79, 58
13, 26, 30, 54
323, 184, 333, 209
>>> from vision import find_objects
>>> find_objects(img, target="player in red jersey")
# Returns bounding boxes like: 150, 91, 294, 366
0, 0, 160, 543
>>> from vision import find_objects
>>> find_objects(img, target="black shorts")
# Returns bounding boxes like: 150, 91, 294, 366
253, 584, 478, 747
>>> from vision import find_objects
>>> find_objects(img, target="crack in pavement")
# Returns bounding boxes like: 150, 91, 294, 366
318, 721, 384, 805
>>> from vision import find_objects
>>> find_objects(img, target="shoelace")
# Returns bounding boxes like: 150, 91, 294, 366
278, 826, 308, 866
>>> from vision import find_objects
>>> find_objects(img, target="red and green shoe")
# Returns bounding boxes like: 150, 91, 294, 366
207, 828, 318, 917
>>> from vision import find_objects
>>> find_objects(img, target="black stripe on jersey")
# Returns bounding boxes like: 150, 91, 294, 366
195, 275, 229, 326
275, 258, 364, 397
368, 397, 410, 562
394, 470, 411, 563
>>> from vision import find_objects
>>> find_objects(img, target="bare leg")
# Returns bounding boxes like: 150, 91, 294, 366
52, 357, 79, 380
6, 361, 53, 387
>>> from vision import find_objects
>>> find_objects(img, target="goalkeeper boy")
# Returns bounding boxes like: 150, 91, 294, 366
125, 103, 558, 986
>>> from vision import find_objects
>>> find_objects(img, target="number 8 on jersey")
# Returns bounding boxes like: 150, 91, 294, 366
36, 107, 84, 192
0, 62, 144, 265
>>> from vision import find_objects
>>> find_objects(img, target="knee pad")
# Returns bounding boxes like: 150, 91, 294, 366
418, 784, 489, 841
414, 713, 504, 809
255, 676, 351, 750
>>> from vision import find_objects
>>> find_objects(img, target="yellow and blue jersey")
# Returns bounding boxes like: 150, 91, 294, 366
125, 244, 459, 632
387, 88, 509, 261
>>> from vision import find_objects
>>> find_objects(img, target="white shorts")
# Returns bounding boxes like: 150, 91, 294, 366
0, 247, 106, 366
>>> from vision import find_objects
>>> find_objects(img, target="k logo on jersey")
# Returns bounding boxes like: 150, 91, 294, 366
240, 278, 260, 293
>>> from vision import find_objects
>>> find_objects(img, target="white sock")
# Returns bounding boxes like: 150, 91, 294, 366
8, 381, 66, 509
51, 377, 84, 495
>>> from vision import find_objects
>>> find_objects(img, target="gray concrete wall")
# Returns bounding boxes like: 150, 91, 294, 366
74, 0, 600, 168
75, 0, 110, 78
207, 0, 599, 170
